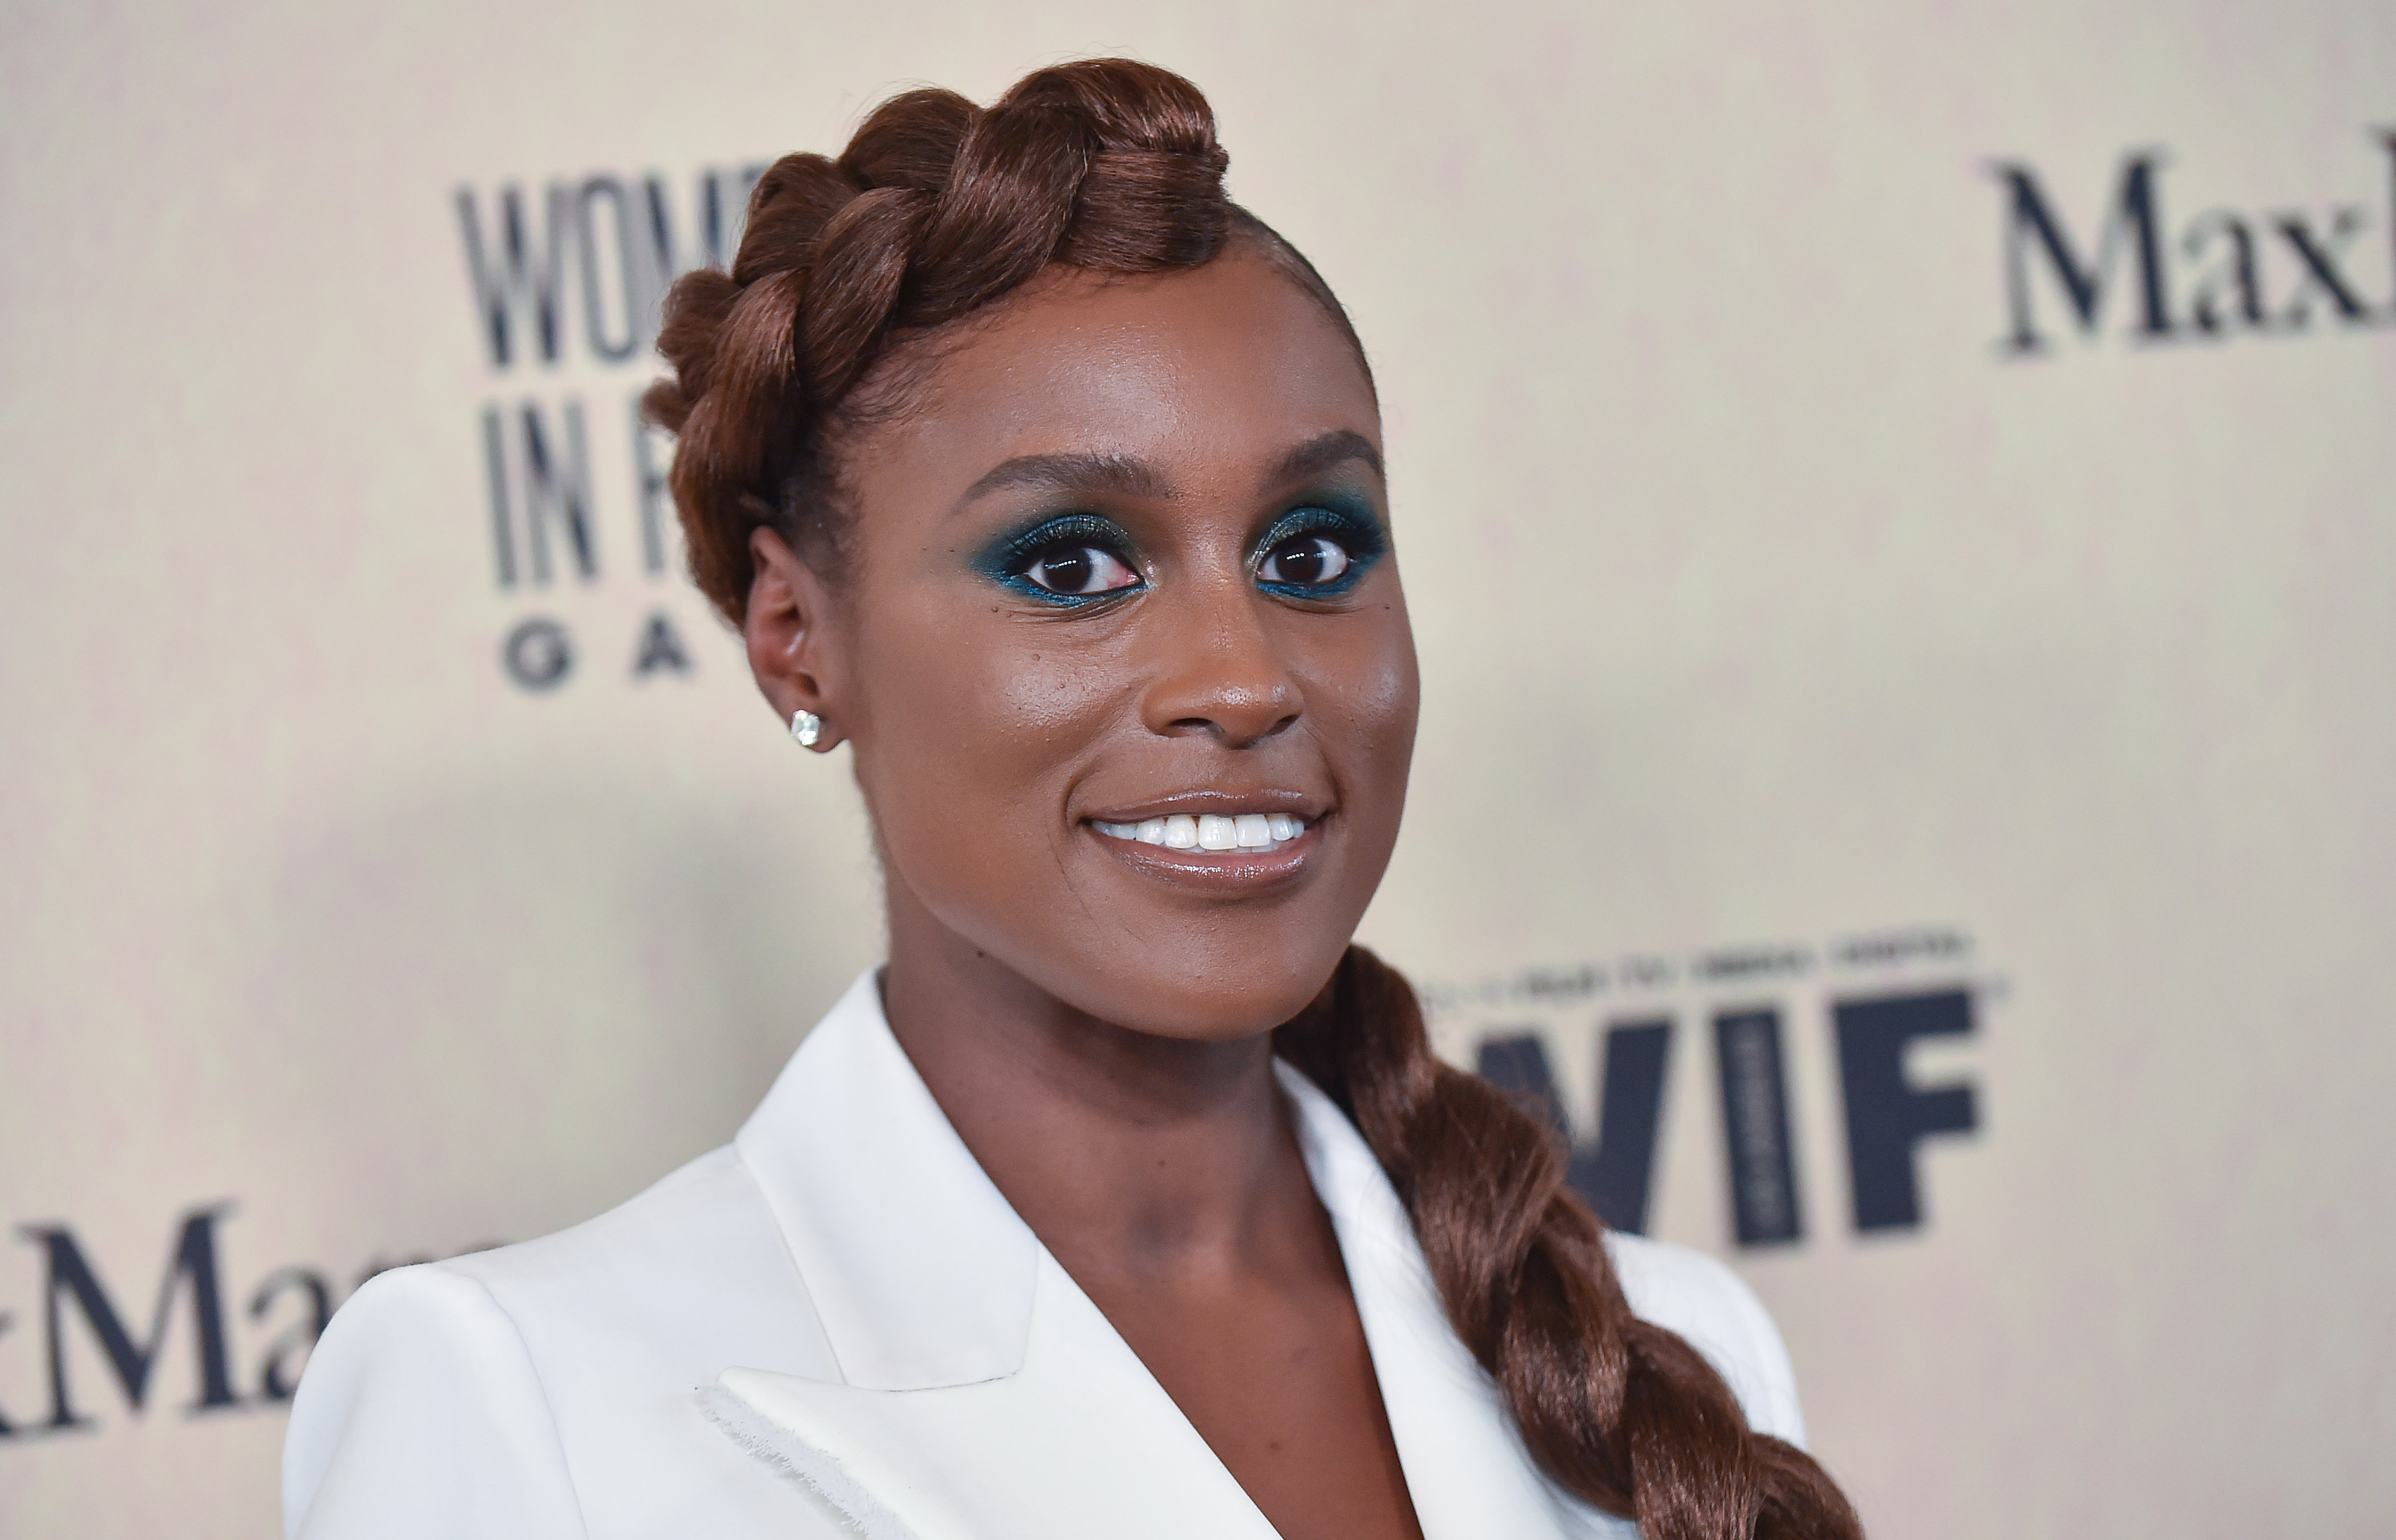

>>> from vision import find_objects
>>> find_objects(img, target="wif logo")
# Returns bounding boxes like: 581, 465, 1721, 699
1431, 927, 1985, 1250
455, 164, 769, 691
1990, 130, 2396, 353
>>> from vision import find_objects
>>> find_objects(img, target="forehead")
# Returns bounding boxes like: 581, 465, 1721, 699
853, 251, 1380, 497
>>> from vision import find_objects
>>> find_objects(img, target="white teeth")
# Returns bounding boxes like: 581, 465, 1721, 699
1090, 810, 1311, 854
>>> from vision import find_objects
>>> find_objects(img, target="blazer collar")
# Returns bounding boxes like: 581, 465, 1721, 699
1287, 1061, 1622, 1538
732, 968, 1037, 1390
723, 968, 1614, 1539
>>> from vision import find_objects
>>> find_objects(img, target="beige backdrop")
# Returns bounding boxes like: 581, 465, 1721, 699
5, 2, 2392, 1535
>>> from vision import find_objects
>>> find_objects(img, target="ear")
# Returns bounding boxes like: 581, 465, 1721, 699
745, 525, 848, 752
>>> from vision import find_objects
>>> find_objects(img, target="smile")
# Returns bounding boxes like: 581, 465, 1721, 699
1090, 812, 1308, 854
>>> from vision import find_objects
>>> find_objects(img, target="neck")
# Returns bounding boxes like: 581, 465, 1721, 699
878, 880, 1309, 1286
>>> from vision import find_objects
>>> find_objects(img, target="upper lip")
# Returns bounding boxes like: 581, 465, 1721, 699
1080, 788, 1329, 824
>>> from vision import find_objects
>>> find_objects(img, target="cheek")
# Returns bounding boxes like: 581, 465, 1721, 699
1362, 634, 1424, 755
1315, 612, 1422, 798
844, 597, 1123, 878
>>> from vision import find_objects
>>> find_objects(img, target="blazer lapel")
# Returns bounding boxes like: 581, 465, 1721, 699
732, 970, 1037, 1391
718, 971, 1278, 1539
1278, 1064, 1617, 1540
713, 970, 1610, 1540
709, 1250, 1281, 1540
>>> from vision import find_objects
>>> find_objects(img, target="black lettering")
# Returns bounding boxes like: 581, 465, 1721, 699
246, 1268, 332, 1403
1585, 1020, 1672, 1234
641, 168, 749, 286
636, 172, 708, 313
631, 394, 675, 576
727, 163, 771, 244
2275, 209, 2372, 325
640, 175, 678, 303
2381, 130, 2396, 317
1830, 927, 1970, 968
1992, 152, 2173, 352
632, 610, 692, 677
519, 399, 597, 584
454, 184, 569, 369
2182, 211, 2265, 334
483, 404, 515, 588
1617, 954, 1674, 988
503, 616, 573, 691
701, 172, 731, 270
1515, 963, 1605, 1004
1474, 1035, 1557, 1122
576, 176, 642, 363
1693, 945, 1811, 983
1476, 1019, 1673, 1234
0, 1311, 15, 1434
1835, 990, 1978, 1231
1715, 1010, 1803, 1246
21, 1206, 238, 1427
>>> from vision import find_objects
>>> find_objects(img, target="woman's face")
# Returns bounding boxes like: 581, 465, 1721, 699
754, 248, 1416, 1040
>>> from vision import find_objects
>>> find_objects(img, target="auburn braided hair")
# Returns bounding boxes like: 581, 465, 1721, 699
646, 57, 1861, 1540
1279, 946, 1861, 1538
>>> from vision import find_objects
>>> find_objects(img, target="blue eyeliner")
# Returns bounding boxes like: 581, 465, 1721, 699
969, 512, 1143, 607
1252, 493, 1387, 601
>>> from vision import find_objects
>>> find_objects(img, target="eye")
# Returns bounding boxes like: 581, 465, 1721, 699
1019, 542, 1140, 597
1257, 533, 1355, 589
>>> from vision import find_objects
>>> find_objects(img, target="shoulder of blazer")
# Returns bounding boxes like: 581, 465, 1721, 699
284, 1263, 590, 1540
442, 1144, 842, 1386
284, 1106, 863, 1538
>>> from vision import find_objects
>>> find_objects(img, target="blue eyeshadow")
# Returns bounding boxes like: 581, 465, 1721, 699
1252, 494, 1387, 600
968, 512, 1143, 607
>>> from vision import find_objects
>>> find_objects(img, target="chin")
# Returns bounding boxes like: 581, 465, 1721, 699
1059, 946, 1345, 1042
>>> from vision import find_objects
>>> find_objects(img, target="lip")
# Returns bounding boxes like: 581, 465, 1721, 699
1083, 812, 1327, 891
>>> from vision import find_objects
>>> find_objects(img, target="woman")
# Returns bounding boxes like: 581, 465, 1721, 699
284, 59, 1860, 1540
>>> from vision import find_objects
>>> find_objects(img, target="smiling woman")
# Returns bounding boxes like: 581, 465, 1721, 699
280, 59, 1860, 1540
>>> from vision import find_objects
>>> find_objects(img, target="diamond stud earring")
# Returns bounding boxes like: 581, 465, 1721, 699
790, 710, 822, 749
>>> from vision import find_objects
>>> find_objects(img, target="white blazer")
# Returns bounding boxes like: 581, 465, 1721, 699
284, 970, 1807, 1540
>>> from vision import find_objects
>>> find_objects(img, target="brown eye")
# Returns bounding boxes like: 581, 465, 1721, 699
1257, 534, 1353, 588
1025, 544, 1138, 597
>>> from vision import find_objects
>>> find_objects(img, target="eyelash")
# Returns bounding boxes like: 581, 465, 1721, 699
978, 502, 1388, 607
984, 514, 1140, 607
1252, 505, 1386, 599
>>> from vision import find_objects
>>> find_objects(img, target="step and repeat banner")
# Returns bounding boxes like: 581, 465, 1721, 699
3, 2, 2390, 1535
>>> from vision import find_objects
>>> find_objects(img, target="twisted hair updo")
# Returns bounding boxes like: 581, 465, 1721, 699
647, 57, 1860, 1540
643, 57, 1353, 618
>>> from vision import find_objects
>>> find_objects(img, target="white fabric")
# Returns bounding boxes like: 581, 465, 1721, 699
284, 969, 1806, 1540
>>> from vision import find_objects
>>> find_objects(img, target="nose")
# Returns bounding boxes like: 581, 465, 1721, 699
1138, 576, 1303, 748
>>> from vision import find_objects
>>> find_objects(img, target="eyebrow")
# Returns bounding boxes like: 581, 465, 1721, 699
949, 453, 1171, 517
1261, 429, 1383, 492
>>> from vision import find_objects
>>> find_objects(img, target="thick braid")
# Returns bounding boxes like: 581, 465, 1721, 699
1276, 947, 1864, 1539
